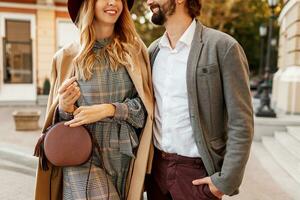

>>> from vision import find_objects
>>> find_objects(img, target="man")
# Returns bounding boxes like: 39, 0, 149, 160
146, 0, 254, 199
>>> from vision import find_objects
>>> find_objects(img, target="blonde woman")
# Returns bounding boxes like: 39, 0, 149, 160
34, 0, 154, 199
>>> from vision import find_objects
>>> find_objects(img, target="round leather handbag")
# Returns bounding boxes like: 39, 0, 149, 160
43, 121, 92, 167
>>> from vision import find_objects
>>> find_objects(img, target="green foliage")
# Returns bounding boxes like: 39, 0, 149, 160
43, 78, 50, 95
131, 0, 284, 74
131, 1, 164, 46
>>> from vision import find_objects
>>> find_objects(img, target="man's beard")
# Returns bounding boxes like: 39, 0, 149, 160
150, 0, 176, 26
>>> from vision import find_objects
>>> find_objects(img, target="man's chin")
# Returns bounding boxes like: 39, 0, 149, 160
151, 14, 165, 26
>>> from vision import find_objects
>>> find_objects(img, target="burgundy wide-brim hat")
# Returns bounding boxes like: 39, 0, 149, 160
68, 0, 134, 23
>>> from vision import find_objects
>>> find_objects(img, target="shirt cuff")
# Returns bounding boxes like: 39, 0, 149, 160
58, 106, 73, 120
112, 102, 128, 121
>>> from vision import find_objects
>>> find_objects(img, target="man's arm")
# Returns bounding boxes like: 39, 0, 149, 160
210, 42, 254, 195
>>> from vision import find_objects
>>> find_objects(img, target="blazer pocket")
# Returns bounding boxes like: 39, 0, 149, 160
197, 64, 219, 76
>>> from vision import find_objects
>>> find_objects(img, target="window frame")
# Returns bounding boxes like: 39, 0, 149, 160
3, 19, 33, 84
0, 12, 36, 87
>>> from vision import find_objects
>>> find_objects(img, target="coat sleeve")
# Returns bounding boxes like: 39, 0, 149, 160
210, 42, 254, 195
112, 96, 146, 129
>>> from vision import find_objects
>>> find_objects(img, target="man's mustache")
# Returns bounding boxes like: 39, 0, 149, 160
150, 4, 161, 13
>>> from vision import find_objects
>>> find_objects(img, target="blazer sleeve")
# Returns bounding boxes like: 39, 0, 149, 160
210, 42, 254, 195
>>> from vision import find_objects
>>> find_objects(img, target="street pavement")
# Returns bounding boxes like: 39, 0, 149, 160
0, 105, 296, 200
0, 159, 35, 200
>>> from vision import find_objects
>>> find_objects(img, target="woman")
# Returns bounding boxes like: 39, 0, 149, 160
34, 0, 154, 199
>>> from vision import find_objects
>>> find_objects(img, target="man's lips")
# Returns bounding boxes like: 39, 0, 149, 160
150, 5, 160, 14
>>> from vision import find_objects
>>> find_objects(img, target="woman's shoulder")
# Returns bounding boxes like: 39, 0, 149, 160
53, 41, 80, 61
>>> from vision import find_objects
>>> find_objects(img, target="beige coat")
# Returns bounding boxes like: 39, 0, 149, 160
34, 40, 154, 200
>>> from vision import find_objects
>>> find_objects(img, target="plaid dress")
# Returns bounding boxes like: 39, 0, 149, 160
59, 39, 146, 200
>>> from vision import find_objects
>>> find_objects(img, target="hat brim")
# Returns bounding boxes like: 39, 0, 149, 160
68, 0, 134, 24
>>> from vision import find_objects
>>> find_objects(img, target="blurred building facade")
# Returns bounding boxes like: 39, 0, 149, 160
0, 0, 78, 103
273, 0, 300, 114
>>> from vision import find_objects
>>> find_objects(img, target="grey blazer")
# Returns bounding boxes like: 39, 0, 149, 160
148, 21, 254, 196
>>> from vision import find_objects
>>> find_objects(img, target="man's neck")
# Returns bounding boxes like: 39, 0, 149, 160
93, 20, 114, 40
165, 14, 193, 49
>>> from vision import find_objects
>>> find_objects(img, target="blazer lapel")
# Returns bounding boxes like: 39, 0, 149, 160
150, 43, 161, 68
187, 21, 204, 86
186, 21, 204, 116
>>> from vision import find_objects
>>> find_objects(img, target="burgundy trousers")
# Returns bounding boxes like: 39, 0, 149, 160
146, 148, 220, 200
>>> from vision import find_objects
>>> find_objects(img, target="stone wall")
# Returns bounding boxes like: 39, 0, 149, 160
272, 0, 300, 114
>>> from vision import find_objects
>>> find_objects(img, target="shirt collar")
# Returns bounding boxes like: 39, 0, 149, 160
179, 19, 196, 47
158, 19, 196, 49
159, 32, 171, 49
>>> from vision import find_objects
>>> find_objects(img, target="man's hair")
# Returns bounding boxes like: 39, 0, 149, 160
185, 0, 202, 18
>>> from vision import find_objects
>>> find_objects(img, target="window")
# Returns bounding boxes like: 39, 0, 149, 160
3, 19, 33, 84
57, 20, 79, 50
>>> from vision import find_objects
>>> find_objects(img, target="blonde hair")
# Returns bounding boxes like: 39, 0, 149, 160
74, 0, 141, 80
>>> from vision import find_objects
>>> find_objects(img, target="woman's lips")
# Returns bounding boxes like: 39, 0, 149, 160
104, 8, 118, 15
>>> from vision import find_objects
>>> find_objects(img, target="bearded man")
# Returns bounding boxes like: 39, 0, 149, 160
145, 0, 254, 199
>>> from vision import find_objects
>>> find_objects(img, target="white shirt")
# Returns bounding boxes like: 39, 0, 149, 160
152, 19, 200, 158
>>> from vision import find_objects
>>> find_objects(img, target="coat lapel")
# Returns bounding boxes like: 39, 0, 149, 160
52, 54, 75, 99
43, 46, 78, 132
124, 55, 147, 110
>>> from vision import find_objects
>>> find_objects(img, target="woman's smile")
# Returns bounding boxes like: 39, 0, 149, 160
104, 7, 119, 16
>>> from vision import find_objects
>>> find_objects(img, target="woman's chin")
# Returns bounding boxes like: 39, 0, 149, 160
96, 18, 119, 26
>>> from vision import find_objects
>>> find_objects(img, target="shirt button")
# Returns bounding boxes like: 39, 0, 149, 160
202, 68, 208, 73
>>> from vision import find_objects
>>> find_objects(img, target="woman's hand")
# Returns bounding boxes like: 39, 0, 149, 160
58, 77, 80, 113
64, 104, 116, 127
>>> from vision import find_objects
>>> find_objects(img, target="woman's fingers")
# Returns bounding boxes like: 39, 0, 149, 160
64, 114, 85, 127
59, 85, 80, 112
65, 81, 78, 92
63, 87, 80, 103
58, 77, 77, 94
62, 87, 80, 101
63, 83, 78, 96
70, 91, 81, 104
64, 118, 79, 126
73, 106, 84, 116
61, 85, 75, 99
69, 121, 84, 128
